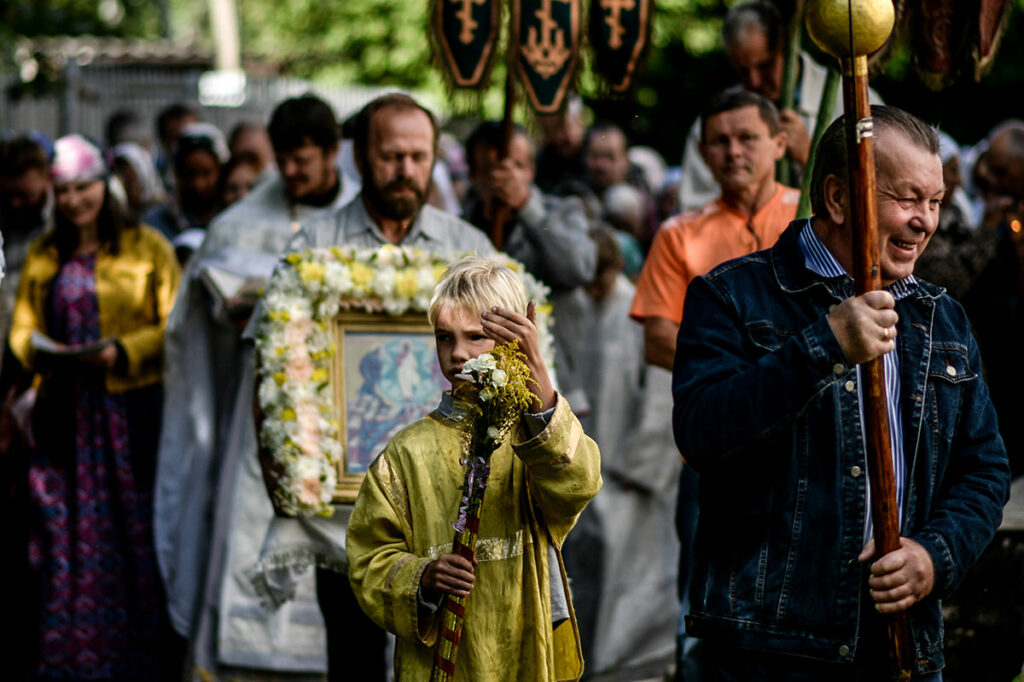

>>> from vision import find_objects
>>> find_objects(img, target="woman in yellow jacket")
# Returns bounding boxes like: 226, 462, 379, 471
9, 134, 181, 680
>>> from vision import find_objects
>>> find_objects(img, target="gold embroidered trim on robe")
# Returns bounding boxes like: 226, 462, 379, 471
426, 529, 526, 562
370, 453, 410, 525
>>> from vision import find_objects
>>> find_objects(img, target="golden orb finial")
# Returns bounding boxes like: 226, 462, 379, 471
805, 0, 895, 59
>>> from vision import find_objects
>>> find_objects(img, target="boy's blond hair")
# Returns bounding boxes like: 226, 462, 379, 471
428, 256, 528, 328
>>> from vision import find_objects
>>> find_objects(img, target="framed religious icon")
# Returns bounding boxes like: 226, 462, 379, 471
330, 311, 449, 502
254, 245, 550, 518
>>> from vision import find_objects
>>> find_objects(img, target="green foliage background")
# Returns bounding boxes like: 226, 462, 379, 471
3, 0, 1024, 161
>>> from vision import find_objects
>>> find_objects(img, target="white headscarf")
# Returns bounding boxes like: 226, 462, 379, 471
113, 142, 166, 206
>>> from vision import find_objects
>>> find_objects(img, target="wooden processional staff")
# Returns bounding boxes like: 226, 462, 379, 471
805, 1, 912, 679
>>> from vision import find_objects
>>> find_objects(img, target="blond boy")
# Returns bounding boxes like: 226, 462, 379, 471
346, 256, 601, 681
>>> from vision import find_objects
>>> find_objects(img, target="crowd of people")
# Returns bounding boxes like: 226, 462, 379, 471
0, 1, 1022, 680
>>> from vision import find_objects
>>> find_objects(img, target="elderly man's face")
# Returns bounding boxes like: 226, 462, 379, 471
727, 29, 785, 103
700, 105, 785, 198
873, 130, 944, 285
586, 128, 630, 192
469, 133, 535, 205
538, 111, 584, 159
979, 133, 1024, 222
362, 106, 435, 221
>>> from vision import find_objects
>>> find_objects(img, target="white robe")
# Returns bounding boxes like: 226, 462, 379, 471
573, 276, 682, 675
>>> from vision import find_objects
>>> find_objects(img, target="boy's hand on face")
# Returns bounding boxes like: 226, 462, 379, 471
422, 552, 477, 598
480, 301, 556, 412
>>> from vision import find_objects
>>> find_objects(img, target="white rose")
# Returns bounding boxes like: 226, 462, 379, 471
324, 261, 352, 294
469, 354, 496, 372
372, 268, 397, 297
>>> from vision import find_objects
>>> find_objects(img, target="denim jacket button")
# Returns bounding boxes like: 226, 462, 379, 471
850, 466, 862, 478
946, 365, 957, 377
845, 380, 856, 392
833, 362, 845, 375
839, 644, 850, 656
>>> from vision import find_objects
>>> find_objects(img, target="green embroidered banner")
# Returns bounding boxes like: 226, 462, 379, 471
514, 0, 581, 113
432, 0, 502, 88
589, 0, 653, 93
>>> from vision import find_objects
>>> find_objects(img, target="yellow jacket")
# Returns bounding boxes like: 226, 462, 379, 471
9, 225, 181, 393
347, 395, 602, 681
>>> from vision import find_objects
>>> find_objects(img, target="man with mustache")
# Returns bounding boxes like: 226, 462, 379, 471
290, 93, 492, 254
280, 93, 493, 681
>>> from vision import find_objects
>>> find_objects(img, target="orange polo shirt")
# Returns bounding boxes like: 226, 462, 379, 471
630, 183, 799, 325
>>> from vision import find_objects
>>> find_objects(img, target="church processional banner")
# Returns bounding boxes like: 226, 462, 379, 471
432, 0, 503, 89
589, 0, 653, 93
254, 246, 553, 514
514, 0, 581, 113
430, 0, 654, 115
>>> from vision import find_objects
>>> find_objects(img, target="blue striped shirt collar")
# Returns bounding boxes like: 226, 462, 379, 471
797, 219, 918, 301
797, 219, 908, 539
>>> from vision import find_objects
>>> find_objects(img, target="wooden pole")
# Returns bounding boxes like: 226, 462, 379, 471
430, 477, 489, 682
840, 53, 913, 681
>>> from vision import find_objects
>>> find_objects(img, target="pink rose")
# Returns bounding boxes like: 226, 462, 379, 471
299, 477, 322, 506
296, 401, 320, 454
285, 352, 314, 383
284, 317, 313, 346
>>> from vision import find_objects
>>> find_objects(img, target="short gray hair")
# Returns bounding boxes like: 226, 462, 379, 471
810, 105, 940, 218
723, 1, 783, 54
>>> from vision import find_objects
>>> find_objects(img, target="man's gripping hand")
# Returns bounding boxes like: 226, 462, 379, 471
421, 552, 477, 598
858, 537, 936, 614
489, 158, 531, 212
779, 109, 810, 165
827, 291, 898, 365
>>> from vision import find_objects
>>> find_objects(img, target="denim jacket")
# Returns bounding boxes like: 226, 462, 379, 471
672, 220, 1010, 674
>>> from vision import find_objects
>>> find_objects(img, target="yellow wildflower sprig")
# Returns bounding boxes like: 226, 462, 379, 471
450, 340, 534, 532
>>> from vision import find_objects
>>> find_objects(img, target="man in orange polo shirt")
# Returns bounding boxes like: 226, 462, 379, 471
631, 89, 799, 370
630, 88, 798, 681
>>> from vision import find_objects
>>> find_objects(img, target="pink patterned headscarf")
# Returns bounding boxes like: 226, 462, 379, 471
50, 134, 109, 184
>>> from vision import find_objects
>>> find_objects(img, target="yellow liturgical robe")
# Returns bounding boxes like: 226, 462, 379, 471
347, 395, 602, 681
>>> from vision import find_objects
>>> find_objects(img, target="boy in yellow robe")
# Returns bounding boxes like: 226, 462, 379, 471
347, 256, 602, 681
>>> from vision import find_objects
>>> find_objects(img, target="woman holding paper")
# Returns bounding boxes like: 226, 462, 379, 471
8, 134, 181, 680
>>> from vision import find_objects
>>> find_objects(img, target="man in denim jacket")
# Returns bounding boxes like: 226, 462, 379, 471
673, 106, 1011, 680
